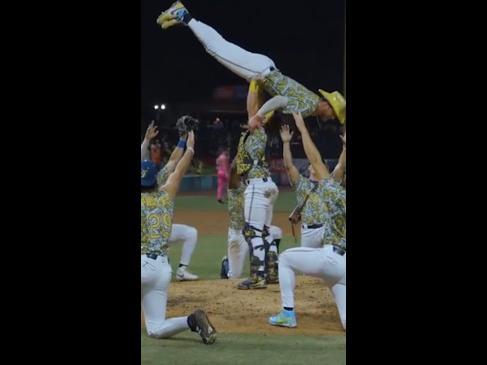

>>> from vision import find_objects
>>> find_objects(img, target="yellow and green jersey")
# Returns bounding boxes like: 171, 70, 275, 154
140, 191, 174, 256
235, 128, 270, 178
294, 175, 327, 226
262, 70, 321, 118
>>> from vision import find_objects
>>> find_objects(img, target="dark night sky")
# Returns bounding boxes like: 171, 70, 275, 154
141, 0, 345, 113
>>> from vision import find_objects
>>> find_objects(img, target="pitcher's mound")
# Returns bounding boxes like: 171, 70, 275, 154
152, 276, 344, 336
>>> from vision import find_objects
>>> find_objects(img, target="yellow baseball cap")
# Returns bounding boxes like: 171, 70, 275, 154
318, 89, 346, 124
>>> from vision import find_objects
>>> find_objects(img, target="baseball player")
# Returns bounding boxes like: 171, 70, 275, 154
142, 122, 199, 281
281, 125, 346, 248
141, 131, 217, 343
157, 1, 346, 124
268, 112, 346, 330
222, 160, 282, 280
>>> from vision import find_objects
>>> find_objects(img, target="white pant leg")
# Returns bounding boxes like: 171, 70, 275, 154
300, 226, 325, 248
245, 180, 279, 230
168, 224, 198, 266
269, 225, 283, 241
188, 19, 276, 81
141, 255, 189, 338
227, 228, 248, 279
278, 246, 346, 308
331, 278, 346, 330
265, 181, 279, 227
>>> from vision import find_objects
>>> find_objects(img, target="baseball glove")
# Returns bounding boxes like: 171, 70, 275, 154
176, 115, 200, 136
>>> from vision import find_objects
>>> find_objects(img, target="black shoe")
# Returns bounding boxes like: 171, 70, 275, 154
187, 309, 217, 344
220, 256, 229, 279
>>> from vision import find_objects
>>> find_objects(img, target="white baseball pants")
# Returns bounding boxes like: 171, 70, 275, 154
278, 245, 346, 330
227, 225, 282, 279
300, 225, 325, 248
168, 224, 198, 266
141, 255, 189, 338
244, 178, 279, 272
188, 19, 276, 81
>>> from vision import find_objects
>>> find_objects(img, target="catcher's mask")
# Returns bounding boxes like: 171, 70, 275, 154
141, 160, 158, 187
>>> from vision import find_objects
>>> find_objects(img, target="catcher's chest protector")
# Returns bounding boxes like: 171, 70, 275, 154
235, 131, 266, 176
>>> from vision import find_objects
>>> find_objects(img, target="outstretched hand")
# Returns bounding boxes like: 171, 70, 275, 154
145, 121, 159, 140
280, 124, 294, 143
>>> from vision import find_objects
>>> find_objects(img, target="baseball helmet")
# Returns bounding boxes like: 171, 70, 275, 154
318, 89, 346, 125
141, 160, 158, 187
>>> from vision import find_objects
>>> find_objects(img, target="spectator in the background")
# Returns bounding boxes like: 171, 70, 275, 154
150, 140, 164, 167
216, 148, 230, 204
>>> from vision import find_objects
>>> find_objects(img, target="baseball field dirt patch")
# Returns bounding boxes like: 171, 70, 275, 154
142, 276, 344, 336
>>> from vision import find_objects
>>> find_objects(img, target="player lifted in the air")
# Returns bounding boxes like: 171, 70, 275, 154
157, 1, 346, 124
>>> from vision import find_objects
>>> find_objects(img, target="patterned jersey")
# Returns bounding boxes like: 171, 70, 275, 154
156, 164, 171, 187
227, 185, 246, 231
235, 128, 270, 178
318, 178, 346, 249
262, 70, 321, 118
294, 175, 327, 226
140, 191, 174, 256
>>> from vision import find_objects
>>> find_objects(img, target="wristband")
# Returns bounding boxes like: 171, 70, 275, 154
177, 139, 186, 149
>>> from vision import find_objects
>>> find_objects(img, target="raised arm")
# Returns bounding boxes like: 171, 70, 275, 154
164, 132, 188, 174
331, 133, 346, 183
246, 79, 288, 130
161, 131, 195, 199
293, 112, 330, 180
279, 124, 300, 186
141, 121, 159, 161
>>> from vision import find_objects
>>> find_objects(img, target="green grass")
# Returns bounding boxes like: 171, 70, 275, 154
167, 234, 297, 280
141, 331, 346, 365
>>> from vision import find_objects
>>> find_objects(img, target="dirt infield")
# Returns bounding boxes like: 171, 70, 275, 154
166, 277, 344, 336
142, 276, 344, 336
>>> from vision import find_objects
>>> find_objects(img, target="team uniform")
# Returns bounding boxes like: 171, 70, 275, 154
234, 128, 279, 289
293, 175, 328, 248
269, 178, 346, 330
157, 164, 199, 281
225, 184, 282, 279
140, 176, 216, 343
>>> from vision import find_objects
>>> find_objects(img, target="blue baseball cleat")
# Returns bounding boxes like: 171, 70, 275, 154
268, 310, 297, 328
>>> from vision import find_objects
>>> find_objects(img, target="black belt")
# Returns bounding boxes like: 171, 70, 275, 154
332, 246, 346, 256
303, 224, 323, 229
246, 177, 268, 184
146, 252, 166, 260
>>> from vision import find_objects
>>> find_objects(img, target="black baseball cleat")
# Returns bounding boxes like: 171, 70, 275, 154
187, 309, 217, 345
220, 256, 229, 279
